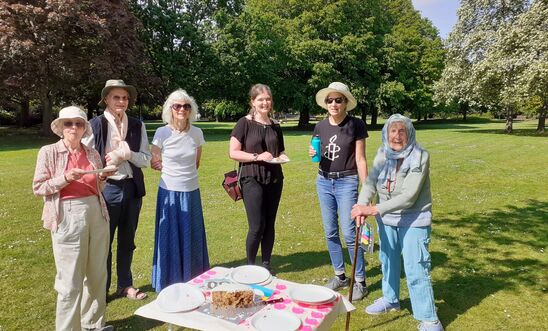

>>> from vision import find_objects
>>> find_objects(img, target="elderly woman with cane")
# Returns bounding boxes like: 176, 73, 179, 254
351, 114, 443, 331
33, 106, 114, 331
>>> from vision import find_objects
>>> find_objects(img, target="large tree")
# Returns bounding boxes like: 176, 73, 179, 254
377, 0, 445, 123
213, 0, 384, 127
0, 0, 146, 134
130, 0, 244, 105
434, 0, 533, 133
490, 0, 547, 133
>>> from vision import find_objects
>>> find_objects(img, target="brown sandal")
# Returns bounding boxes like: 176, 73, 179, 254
117, 286, 147, 300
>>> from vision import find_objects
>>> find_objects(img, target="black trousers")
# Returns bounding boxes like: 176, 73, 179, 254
103, 178, 143, 292
240, 177, 283, 265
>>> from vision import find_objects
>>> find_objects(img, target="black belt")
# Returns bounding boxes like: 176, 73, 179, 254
318, 169, 357, 179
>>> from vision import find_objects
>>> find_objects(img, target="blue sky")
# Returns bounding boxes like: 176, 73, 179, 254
412, 0, 460, 38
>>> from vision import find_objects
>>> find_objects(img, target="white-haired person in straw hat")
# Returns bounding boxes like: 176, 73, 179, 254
351, 114, 443, 331
84, 79, 151, 301
149, 89, 210, 292
308, 82, 369, 301
33, 106, 115, 331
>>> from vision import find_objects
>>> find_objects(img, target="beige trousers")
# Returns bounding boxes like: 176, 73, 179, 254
51, 195, 109, 331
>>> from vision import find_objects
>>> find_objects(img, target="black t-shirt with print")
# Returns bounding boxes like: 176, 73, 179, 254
313, 115, 368, 173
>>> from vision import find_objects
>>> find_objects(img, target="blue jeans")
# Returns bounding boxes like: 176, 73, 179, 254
316, 175, 365, 281
376, 218, 438, 321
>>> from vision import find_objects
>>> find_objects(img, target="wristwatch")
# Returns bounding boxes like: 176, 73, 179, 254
252, 153, 258, 162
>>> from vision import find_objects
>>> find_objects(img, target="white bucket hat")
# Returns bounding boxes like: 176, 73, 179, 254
98, 79, 137, 108
315, 82, 357, 111
50, 106, 92, 138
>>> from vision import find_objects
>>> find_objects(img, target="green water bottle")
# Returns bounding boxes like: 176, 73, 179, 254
311, 135, 321, 162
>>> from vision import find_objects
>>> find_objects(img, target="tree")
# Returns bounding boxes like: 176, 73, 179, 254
213, 0, 384, 127
434, 0, 531, 132
130, 0, 244, 106
0, 0, 147, 134
378, 0, 445, 123
491, 0, 547, 133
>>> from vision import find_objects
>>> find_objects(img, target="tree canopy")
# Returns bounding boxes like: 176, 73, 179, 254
7, 0, 543, 134
0, 0, 149, 134
435, 0, 546, 133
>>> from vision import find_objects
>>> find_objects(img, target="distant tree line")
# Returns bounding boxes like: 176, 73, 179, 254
0, 0, 545, 134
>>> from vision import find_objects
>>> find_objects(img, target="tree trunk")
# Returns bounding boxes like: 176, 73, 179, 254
537, 101, 546, 134
298, 107, 310, 129
40, 88, 54, 136
361, 105, 368, 125
370, 107, 378, 126
18, 98, 30, 127
460, 102, 468, 121
504, 108, 513, 134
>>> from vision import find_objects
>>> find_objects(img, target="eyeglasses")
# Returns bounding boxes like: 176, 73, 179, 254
325, 97, 346, 104
63, 121, 85, 128
172, 103, 192, 111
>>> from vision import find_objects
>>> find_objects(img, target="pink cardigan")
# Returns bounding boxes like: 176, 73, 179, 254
33, 140, 110, 231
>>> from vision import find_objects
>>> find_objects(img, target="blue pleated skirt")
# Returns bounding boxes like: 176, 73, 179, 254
151, 187, 210, 292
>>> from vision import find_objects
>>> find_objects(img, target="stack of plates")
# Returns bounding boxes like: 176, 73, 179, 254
287, 285, 337, 305
156, 283, 205, 313
230, 265, 272, 285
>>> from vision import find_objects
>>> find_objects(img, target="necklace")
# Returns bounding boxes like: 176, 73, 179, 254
171, 121, 189, 133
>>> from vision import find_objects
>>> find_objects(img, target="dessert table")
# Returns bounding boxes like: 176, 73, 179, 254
135, 266, 355, 331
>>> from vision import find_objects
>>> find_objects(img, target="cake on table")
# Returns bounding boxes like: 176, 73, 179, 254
211, 283, 254, 308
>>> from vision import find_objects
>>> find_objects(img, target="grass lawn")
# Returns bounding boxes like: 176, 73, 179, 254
0, 118, 546, 330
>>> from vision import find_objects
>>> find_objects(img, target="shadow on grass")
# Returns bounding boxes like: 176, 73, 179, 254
433, 199, 547, 327
454, 128, 548, 137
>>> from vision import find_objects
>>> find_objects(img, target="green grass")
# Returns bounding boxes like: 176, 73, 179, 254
0, 119, 546, 330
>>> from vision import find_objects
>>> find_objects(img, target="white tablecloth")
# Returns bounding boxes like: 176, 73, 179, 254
135, 266, 355, 331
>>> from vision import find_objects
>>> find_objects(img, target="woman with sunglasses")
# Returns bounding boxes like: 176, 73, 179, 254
33, 106, 114, 330
351, 114, 443, 331
308, 82, 368, 301
150, 89, 209, 292
229, 83, 287, 274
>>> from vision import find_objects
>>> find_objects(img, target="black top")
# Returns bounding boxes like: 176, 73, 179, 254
231, 117, 285, 184
313, 115, 368, 173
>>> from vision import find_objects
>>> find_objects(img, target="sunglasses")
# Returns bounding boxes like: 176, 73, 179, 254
63, 121, 85, 128
172, 103, 192, 111
325, 97, 346, 105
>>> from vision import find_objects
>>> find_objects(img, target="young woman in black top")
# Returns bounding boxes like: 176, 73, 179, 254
229, 84, 287, 273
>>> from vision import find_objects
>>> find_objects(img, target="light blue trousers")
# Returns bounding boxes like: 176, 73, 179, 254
377, 219, 438, 321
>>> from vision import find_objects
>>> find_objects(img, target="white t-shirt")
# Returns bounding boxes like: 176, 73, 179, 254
152, 125, 205, 192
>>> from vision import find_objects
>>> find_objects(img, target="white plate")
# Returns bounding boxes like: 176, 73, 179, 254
266, 156, 290, 164
156, 283, 205, 313
230, 265, 271, 285
288, 285, 336, 304
80, 166, 118, 174
251, 310, 301, 331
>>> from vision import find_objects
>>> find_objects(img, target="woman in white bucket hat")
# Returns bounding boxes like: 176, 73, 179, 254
33, 106, 114, 331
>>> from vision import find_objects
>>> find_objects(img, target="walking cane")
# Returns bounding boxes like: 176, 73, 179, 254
345, 221, 362, 331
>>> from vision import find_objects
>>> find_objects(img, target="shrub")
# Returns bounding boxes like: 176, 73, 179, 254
0, 109, 17, 125
214, 100, 246, 121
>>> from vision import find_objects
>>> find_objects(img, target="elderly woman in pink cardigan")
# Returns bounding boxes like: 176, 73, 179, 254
33, 106, 114, 331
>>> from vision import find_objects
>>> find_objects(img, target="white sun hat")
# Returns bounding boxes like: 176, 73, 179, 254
315, 82, 357, 111
50, 106, 92, 138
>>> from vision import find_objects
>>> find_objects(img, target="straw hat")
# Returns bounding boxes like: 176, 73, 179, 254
315, 82, 357, 111
98, 79, 137, 108
50, 106, 92, 138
